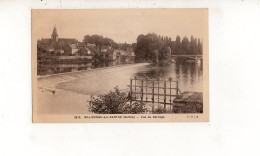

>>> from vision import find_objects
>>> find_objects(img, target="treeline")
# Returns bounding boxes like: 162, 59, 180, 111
83, 34, 137, 51
83, 33, 202, 56
83, 35, 119, 49
133, 33, 203, 62
173, 35, 203, 55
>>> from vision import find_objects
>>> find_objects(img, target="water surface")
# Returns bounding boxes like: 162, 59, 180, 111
54, 60, 203, 95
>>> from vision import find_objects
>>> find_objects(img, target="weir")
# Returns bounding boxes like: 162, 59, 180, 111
129, 77, 203, 112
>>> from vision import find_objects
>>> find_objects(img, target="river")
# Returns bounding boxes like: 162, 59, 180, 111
37, 60, 203, 114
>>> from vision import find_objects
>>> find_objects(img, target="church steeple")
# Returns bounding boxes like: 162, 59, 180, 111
51, 25, 58, 42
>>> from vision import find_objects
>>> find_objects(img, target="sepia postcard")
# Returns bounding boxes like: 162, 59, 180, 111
32, 9, 209, 123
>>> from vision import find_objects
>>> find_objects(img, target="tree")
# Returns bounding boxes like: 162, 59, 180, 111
173, 35, 181, 55
198, 39, 203, 55
181, 36, 189, 54
158, 46, 171, 62
89, 87, 146, 114
83, 34, 119, 49
120, 42, 131, 51
189, 35, 195, 55
132, 43, 137, 51
194, 38, 198, 55
134, 33, 164, 62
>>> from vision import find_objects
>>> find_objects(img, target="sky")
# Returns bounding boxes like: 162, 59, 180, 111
32, 9, 208, 44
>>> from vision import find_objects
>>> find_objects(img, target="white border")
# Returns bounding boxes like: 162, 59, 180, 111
1, 0, 260, 156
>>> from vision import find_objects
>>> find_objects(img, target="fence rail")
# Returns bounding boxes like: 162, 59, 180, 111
129, 77, 179, 110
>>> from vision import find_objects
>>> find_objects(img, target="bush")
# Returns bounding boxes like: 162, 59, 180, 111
153, 107, 167, 114
172, 103, 203, 113
89, 87, 146, 114
152, 103, 203, 114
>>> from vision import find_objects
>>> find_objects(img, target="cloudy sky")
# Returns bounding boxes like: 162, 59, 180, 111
32, 9, 208, 44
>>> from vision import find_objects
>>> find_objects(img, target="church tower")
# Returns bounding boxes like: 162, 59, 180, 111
51, 26, 58, 42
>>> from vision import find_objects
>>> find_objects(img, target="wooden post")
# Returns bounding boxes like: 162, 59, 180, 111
146, 79, 148, 102
176, 81, 179, 96
158, 79, 160, 105
135, 78, 137, 101
164, 81, 166, 109
130, 79, 132, 104
152, 80, 154, 112
169, 81, 172, 110
141, 80, 143, 102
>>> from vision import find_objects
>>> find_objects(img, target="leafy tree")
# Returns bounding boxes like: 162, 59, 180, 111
120, 42, 131, 51
134, 33, 176, 63
174, 35, 181, 55
134, 33, 164, 62
194, 38, 198, 55
131, 43, 137, 51
83, 34, 119, 49
198, 39, 203, 55
181, 36, 189, 54
158, 46, 171, 62
89, 87, 146, 114
189, 35, 195, 55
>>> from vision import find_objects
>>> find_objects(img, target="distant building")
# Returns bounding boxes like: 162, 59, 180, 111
37, 26, 79, 55
55, 49, 64, 54
100, 49, 116, 60
79, 46, 92, 56
114, 49, 126, 56
126, 47, 135, 56
63, 43, 79, 55
51, 26, 58, 42
86, 43, 96, 48
100, 45, 112, 53
108, 50, 117, 60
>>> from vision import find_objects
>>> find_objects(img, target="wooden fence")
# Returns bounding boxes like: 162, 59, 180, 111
129, 77, 180, 110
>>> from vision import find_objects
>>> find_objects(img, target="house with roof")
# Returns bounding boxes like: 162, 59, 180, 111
100, 45, 112, 53
107, 50, 117, 60
86, 43, 96, 48
99, 48, 117, 61
63, 43, 79, 55
78, 46, 92, 56
126, 47, 135, 56
37, 26, 79, 55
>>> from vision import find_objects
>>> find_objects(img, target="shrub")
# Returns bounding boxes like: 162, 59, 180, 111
89, 87, 146, 114
153, 107, 167, 114
172, 103, 203, 113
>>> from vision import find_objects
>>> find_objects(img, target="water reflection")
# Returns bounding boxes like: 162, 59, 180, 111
38, 59, 203, 92
133, 60, 203, 92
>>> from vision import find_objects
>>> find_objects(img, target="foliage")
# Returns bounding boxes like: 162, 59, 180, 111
172, 103, 203, 113
38, 32, 203, 62
153, 107, 167, 114
134, 33, 171, 63
119, 43, 131, 51
83, 34, 119, 49
152, 103, 203, 114
134, 33, 203, 63
89, 87, 146, 114
158, 46, 171, 62
173, 35, 203, 55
